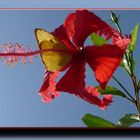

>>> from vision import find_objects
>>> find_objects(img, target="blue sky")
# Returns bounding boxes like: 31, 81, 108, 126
0, 10, 139, 127
0, 0, 140, 8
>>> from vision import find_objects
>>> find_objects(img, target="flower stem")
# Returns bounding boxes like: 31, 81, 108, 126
112, 76, 135, 103
132, 75, 140, 115
123, 49, 140, 115
110, 10, 140, 123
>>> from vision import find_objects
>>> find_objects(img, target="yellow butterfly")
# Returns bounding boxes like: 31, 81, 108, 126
35, 29, 72, 72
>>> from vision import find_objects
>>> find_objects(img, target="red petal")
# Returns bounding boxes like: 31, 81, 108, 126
64, 9, 120, 48
85, 43, 127, 89
115, 38, 131, 50
86, 86, 100, 97
56, 53, 86, 95
85, 86, 113, 109
102, 94, 113, 107
52, 25, 77, 52
78, 89, 106, 109
39, 70, 60, 102
56, 54, 112, 109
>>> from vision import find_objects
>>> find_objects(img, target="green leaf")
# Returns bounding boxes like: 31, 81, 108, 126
117, 114, 140, 127
120, 60, 125, 67
129, 24, 139, 52
82, 113, 116, 128
90, 33, 108, 46
97, 85, 126, 98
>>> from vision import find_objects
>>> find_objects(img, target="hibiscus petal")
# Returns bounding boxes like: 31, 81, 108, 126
56, 54, 112, 109
86, 86, 100, 97
52, 25, 77, 52
85, 40, 129, 89
39, 69, 60, 102
56, 54, 86, 95
85, 86, 113, 109
102, 94, 113, 107
78, 89, 106, 110
64, 9, 120, 48
115, 38, 131, 50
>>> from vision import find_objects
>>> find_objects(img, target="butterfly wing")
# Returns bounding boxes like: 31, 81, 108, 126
35, 29, 72, 72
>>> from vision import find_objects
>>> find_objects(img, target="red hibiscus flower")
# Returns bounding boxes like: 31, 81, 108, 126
38, 10, 130, 110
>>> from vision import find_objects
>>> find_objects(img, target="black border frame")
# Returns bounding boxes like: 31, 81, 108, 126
0, 127, 139, 137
